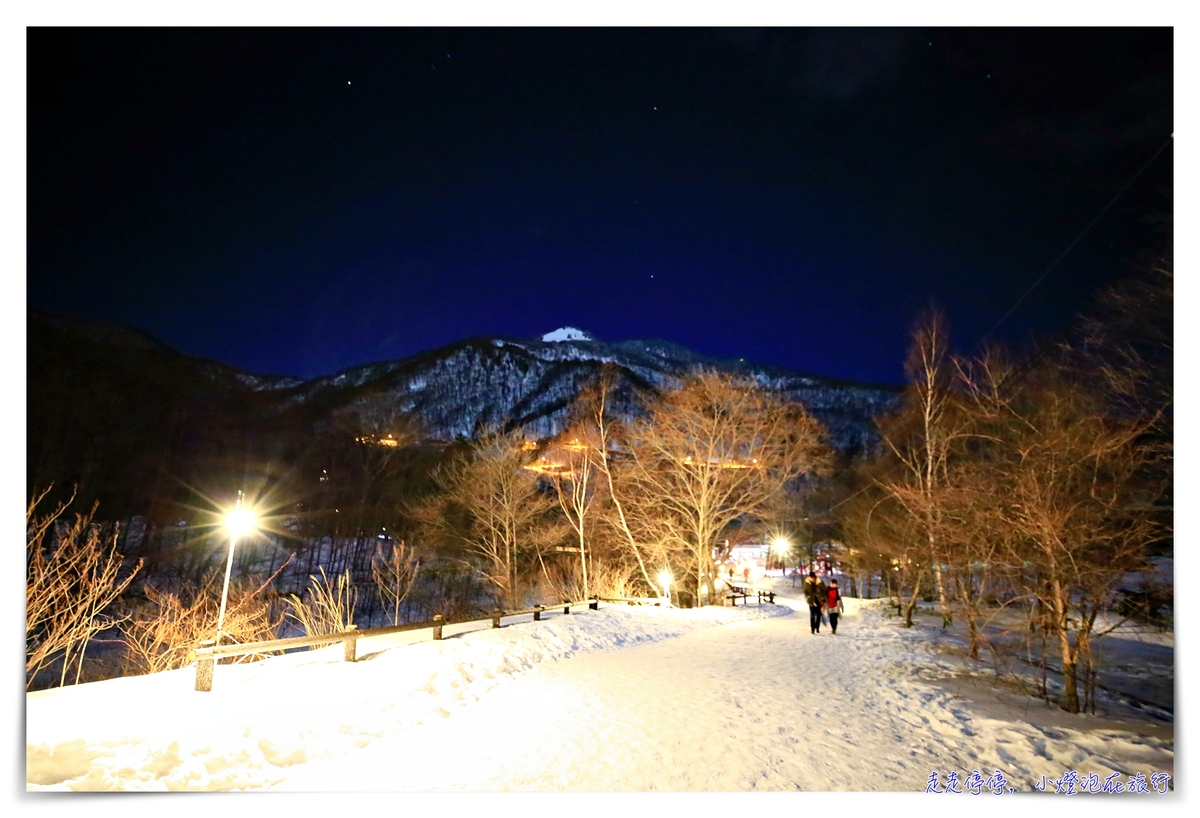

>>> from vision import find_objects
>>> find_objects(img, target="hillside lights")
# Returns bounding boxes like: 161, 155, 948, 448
215, 492, 258, 646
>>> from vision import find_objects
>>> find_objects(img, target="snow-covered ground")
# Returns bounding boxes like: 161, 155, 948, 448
898, 599, 1175, 720
26, 588, 1174, 794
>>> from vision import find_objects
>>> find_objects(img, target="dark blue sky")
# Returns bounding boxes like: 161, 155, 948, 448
27, 28, 1173, 385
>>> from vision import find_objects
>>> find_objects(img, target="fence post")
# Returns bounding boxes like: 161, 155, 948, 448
343, 624, 358, 662
433, 614, 444, 640
563, 602, 570, 615
492, 609, 502, 628
534, 605, 543, 621
194, 639, 215, 692
589, 598, 599, 610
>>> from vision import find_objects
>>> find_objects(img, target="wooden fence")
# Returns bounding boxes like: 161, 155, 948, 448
596, 596, 667, 606
192, 597, 604, 691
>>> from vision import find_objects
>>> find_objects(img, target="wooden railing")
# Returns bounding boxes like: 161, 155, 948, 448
191, 597, 603, 691
596, 596, 667, 606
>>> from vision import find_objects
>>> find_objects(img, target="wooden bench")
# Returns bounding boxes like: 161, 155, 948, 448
726, 583, 751, 605
725, 585, 775, 606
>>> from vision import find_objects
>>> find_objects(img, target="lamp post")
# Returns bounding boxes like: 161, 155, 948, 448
772, 537, 790, 573
658, 570, 672, 606
215, 491, 257, 646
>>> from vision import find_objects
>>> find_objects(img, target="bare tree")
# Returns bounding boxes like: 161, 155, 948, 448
960, 356, 1165, 712
580, 368, 656, 592
1076, 229, 1172, 430
543, 422, 603, 599
877, 309, 961, 626
26, 487, 142, 689
609, 372, 828, 606
416, 430, 562, 608
842, 485, 928, 627
122, 564, 287, 674
371, 540, 421, 626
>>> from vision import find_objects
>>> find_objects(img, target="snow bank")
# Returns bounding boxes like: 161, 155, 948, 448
26, 603, 786, 791
26, 593, 1173, 793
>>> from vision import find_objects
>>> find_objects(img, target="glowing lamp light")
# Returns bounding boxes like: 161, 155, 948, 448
215, 493, 257, 651
225, 507, 258, 536
772, 537, 790, 554
658, 570, 672, 597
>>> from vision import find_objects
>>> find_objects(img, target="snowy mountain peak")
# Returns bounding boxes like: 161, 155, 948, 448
541, 327, 594, 343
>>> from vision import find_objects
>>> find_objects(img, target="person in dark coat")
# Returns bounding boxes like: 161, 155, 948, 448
826, 579, 846, 634
802, 571, 827, 634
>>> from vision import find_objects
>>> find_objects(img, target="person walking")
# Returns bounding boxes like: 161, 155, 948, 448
826, 579, 845, 634
802, 571, 827, 634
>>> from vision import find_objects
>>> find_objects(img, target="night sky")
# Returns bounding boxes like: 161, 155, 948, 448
27, 28, 1173, 386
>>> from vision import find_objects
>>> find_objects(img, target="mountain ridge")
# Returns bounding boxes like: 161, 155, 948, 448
29, 311, 903, 465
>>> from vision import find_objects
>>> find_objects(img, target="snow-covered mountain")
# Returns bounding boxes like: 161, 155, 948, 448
28, 313, 902, 488
541, 326, 595, 342
283, 327, 902, 454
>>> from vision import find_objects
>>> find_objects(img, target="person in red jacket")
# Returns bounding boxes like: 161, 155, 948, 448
826, 579, 846, 634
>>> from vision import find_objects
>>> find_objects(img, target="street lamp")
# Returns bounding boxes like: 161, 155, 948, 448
215, 491, 257, 646
658, 570, 672, 604
770, 537, 790, 573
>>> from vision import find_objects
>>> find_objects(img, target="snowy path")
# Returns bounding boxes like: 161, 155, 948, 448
26, 596, 1173, 791
294, 598, 950, 791
288, 597, 1172, 791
